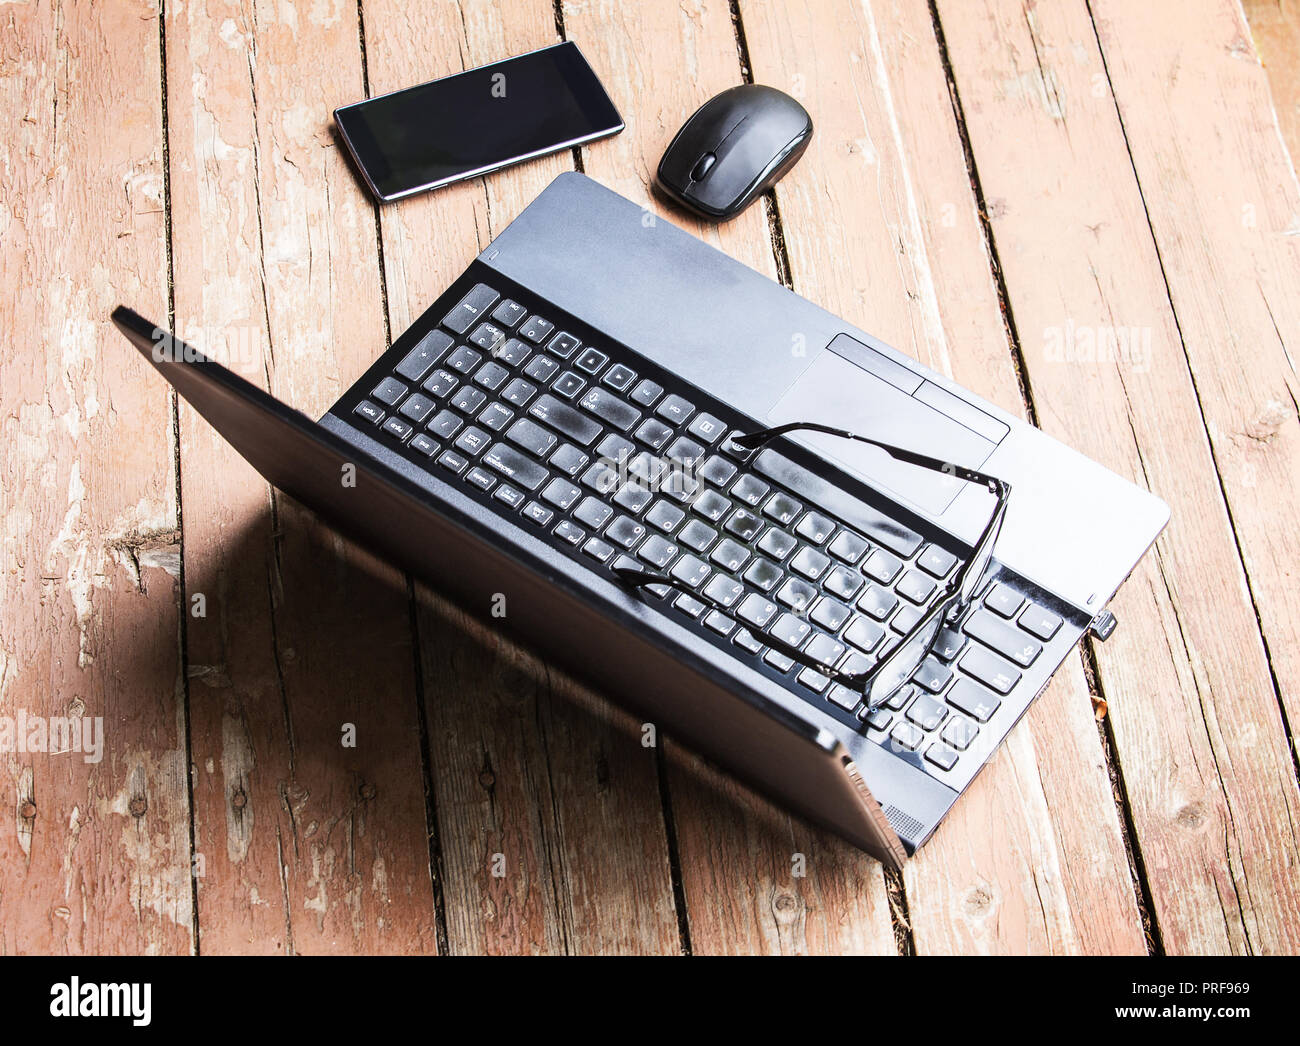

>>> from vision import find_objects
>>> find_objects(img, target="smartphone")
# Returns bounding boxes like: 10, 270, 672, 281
334, 42, 624, 203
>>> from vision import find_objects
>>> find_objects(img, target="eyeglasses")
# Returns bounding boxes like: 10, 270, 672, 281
612, 419, 1011, 717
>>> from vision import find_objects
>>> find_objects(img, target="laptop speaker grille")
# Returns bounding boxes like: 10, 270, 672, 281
883, 805, 925, 841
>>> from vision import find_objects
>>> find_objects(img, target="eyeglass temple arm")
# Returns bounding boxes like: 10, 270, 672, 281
611, 565, 871, 688
733, 422, 1009, 497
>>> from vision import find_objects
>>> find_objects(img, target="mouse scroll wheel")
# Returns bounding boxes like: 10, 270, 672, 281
690, 153, 717, 182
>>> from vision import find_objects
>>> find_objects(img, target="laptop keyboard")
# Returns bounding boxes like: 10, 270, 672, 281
348, 281, 1066, 782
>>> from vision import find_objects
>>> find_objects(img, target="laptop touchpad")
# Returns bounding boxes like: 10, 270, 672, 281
767, 350, 996, 517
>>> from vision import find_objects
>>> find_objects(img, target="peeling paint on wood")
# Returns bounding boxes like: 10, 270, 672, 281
4, 0, 1300, 956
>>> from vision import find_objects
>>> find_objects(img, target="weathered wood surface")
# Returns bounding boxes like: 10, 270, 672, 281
2, 0, 1298, 955
936, 0, 1300, 955
1091, 0, 1300, 951
164, 0, 437, 953
0, 0, 191, 955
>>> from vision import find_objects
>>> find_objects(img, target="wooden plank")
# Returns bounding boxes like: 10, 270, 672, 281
935, 0, 1300, 953
0, 1, 191, 954
565, 0, 898, 954
360, 0, 681, 954
1243, 0, 1300, 166
164, 0, 437, 953
1089, 0, 1300, 837
739, 0, 1144, 953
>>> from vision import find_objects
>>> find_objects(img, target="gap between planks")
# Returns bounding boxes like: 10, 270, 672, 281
354, 0, 451, 956
156, 0, 202, 956
1083, 0, 1300, 810
924, 0, 1157, 952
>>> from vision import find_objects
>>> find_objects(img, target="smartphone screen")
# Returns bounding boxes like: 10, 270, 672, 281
334, 42, 623, 202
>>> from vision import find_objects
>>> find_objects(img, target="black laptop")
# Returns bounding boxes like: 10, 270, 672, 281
113, 173, 1168, 868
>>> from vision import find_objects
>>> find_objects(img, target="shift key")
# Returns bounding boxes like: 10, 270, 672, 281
529, 394, 602, 446
482, 443, 549, 491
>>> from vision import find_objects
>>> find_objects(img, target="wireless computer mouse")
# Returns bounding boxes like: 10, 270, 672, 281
656, 84, 813, 221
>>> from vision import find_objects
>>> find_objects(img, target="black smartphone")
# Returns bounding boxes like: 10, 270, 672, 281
334, 42, 623, 203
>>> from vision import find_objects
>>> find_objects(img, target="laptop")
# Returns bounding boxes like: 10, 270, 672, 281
112, 172, 1168, 869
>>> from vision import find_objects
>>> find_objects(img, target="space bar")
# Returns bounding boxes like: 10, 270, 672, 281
751, 448, 923, 557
